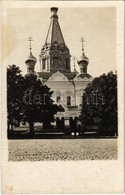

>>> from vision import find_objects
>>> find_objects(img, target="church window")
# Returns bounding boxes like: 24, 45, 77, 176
67, 96, 71, 106
83, 67, 87, 73
42, 58, 46, 70
46, 59, 50, 71
53, 57, 59, 68
65, 58, 69, 70
80, 67, 83, 74
27, 66, 30, 73
56, 96, 61, 103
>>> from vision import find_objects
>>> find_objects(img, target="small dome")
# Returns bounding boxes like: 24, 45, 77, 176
25, 51, 37, 63
77, 51, 89, 64
51, 7, 58, 13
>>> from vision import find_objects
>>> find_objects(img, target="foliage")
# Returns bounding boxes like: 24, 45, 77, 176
79, 71, 117, 133
7, 65, 59, 135
7, 65, 25, 130
22, 74, 59, 133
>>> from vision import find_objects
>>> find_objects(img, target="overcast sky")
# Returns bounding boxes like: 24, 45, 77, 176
3, 5, 116, 77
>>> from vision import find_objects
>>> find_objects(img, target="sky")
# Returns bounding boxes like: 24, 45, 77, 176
3, 5, 116, 77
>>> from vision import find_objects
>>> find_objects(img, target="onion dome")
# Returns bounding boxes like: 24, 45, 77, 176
25, 51, 37, 64
25, 37, 37, 74
77, 39, 89, 75
77, 51, 89, 64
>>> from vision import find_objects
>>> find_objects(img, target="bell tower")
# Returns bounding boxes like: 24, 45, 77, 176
39, 7, 71, 73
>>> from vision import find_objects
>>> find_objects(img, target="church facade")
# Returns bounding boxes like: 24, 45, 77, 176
25, 7, 93, 127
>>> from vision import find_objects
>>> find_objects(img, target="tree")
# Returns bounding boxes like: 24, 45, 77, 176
79, 71, 118, 135
7, 65, 59, 136
7, 65, 25, 133
22, 74, 59, 134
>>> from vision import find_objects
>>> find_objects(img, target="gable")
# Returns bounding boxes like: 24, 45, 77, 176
48, 71, 68, 81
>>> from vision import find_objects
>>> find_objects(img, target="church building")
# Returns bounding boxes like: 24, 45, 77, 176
25, 7, 93, 127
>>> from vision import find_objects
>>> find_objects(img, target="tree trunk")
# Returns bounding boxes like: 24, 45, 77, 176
29, 121, 34, 135
43, 121, 51, 129
10, 122, 14, 135
7, 121, 10, 131
7, 121, 10, 138
11, 123, 14, 131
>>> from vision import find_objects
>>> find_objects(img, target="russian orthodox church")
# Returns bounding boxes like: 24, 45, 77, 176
25, 7, 93, 127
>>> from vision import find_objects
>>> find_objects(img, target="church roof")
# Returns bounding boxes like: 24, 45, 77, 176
76, 73, 92, 79
45, 7, 65, 45
37, 71, 75, 81
77, 73, 91, 79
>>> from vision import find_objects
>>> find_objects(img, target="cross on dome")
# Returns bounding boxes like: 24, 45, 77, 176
73, 56, 76, 70
27, 36, 33, 51
80, 37, 85, 51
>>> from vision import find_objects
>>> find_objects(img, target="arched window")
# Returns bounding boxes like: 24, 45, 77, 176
67, 96, 71, 106
47, 60, 49, 72
65, 58, 69, 70
83, 66, 87, 73
42, 58, 46, 70
56, 96, 61, 103
53, 57, 59, 68
27, 66, 30, 73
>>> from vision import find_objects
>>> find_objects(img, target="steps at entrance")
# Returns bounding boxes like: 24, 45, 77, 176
35, 126, 72, 133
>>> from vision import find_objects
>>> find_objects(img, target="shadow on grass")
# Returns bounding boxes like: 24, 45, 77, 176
8, 126, 118, 139
8, 133, 118, 140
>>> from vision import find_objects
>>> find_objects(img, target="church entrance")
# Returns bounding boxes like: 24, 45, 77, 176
56, 117, 65, 129
69, 117, 78, 129
56, 116, 78, 130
